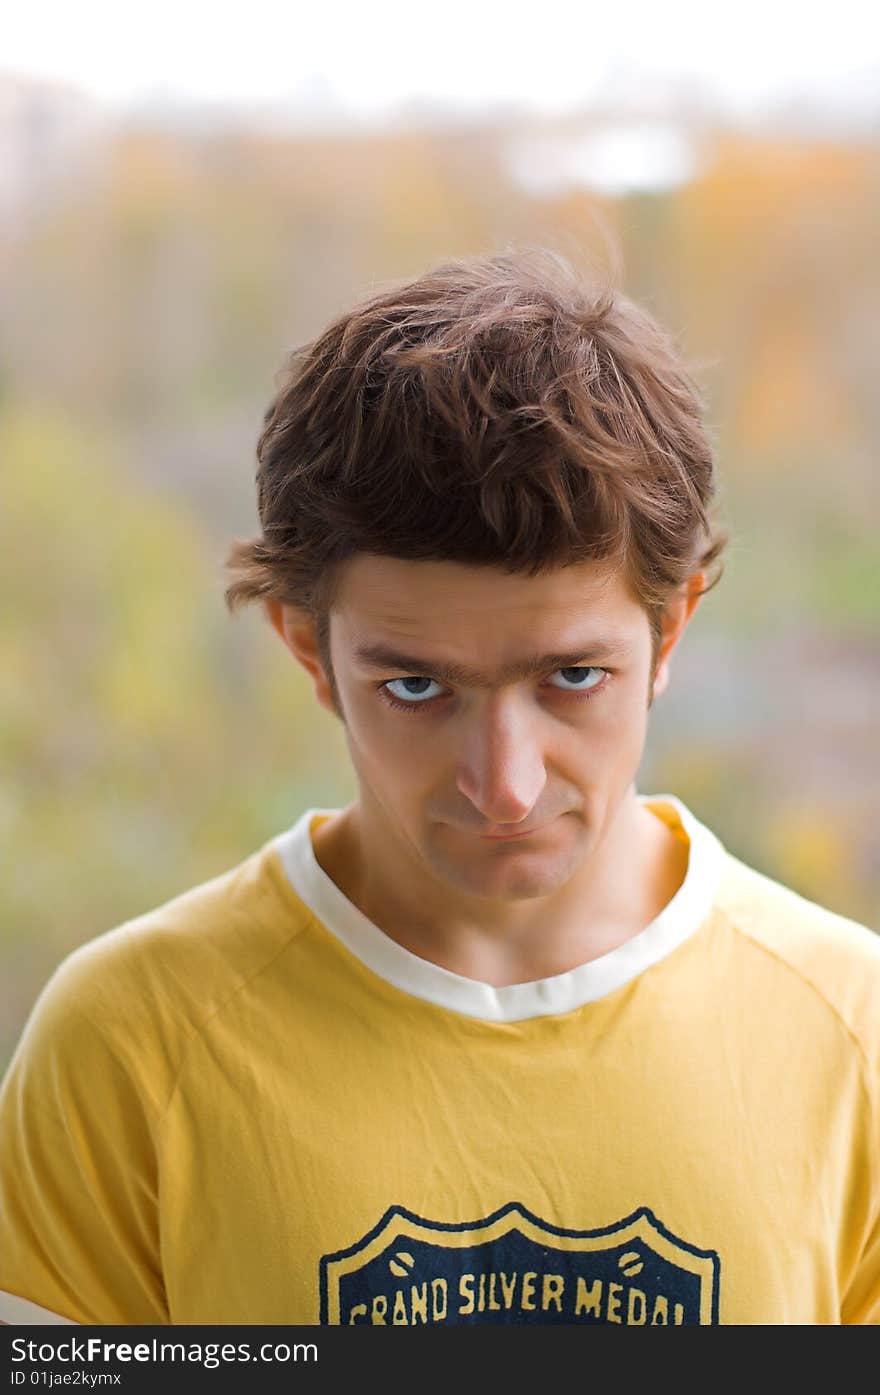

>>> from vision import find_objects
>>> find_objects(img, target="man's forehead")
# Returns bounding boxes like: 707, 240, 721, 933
329, 555, 642, 684
333, 552, 631, 619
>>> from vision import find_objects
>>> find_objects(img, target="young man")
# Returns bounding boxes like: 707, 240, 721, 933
1, 249, 878, 1326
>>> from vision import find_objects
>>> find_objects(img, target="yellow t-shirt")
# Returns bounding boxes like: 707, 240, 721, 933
1, 795, 878, 1326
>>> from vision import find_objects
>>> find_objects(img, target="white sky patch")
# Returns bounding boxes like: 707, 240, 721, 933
1, 0, 878, 118
508, 124, 704, 197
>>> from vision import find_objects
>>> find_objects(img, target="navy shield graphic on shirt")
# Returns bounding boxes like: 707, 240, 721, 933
320, 1202, 720, 1324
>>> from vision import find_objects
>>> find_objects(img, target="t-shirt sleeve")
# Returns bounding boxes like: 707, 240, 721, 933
840, 1028, 880, 1326
0, 954, 170, 1325
841, 1207, 880, 1325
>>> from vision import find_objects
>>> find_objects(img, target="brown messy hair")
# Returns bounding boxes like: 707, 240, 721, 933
224, 245, 727, 708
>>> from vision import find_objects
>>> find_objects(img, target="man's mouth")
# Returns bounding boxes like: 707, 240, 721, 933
478, 823, 546, 840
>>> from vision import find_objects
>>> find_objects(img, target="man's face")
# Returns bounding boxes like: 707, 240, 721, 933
299, 554, 673, 904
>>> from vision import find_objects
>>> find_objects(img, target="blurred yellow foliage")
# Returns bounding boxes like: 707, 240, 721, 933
736, 318, 850, 458
766, 808, 854, 908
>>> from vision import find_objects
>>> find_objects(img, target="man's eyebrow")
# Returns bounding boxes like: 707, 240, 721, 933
352, 638, 630, 687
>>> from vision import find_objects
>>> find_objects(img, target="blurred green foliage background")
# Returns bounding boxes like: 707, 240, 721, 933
2, 95, 878, 1070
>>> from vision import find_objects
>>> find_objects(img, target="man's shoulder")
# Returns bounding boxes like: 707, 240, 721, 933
714, 849, 878, 961
20, 833, 313, 1068
713, 848, 880, 1055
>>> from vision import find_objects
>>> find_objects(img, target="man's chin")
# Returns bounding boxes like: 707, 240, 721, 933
424, 843, 581, 904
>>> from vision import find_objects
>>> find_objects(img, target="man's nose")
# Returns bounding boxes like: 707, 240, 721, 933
454, 696, 547, 825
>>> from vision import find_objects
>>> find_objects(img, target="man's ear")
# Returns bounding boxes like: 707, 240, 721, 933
652, 571, 706, 702
264, 601, 338, 717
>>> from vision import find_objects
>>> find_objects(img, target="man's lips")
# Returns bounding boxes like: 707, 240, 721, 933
478, 823, 547, 840
440, 814, 563, 840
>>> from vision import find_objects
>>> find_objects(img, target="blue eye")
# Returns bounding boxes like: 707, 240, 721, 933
547, 666, 606, 694
383, 676, 444, 705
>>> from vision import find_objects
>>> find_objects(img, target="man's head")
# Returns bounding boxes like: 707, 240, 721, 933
261, 552, 704, 902
225, 246, 727, 896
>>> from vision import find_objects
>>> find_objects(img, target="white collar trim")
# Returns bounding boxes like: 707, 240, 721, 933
273, 795, 725, 1023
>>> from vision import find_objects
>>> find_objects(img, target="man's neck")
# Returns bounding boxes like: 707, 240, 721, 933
310, 790, 690, 987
